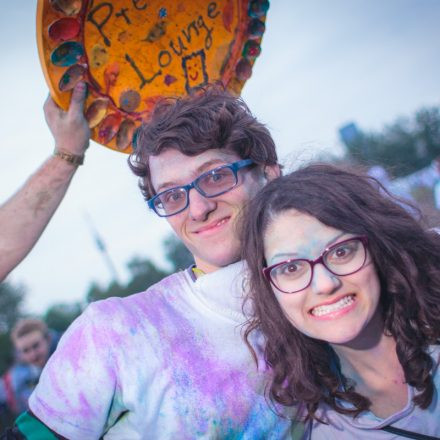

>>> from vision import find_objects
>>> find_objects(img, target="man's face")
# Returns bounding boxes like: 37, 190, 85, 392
14, 330, 50, 368
149, 149, 274, 273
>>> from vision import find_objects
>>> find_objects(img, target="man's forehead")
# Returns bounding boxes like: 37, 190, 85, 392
149, 149, 239, 192
15, 330, 45, 347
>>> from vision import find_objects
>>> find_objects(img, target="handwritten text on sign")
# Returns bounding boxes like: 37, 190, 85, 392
85, 0, 230, 100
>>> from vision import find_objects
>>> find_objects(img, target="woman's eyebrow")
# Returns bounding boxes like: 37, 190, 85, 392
269, 232, 350, 264
325, 232, 350, 248
269, 252, 299, 265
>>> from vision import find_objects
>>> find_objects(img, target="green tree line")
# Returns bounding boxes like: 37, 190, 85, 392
342, 106, 440, 178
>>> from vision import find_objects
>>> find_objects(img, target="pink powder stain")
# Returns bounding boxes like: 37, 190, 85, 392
36, 301, 122, 416
39, 273, 264, 434
94, 273, 258, 432
132, 286, 257, 426
77, 391, 102, 420
59, 321, 87, 371
33, 378, 100, 426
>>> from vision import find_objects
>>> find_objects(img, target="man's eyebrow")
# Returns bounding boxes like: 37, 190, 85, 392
195, 159, 229, 174
155, 159, 231, 193
156, 180, 180, 194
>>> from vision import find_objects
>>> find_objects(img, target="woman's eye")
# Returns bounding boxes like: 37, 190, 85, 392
284, 263, 298, 273
335, 247, 348, 257
277, 261, 306, 277
328, 242, 357, 261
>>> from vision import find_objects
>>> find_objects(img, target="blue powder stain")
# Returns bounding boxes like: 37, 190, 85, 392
159, 7, 167, 18
240, 400, 291, 439
174, 370, 192, 389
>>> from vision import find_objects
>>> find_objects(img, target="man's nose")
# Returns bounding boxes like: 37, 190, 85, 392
187, 188, 217, 221
310, 263, 341, 296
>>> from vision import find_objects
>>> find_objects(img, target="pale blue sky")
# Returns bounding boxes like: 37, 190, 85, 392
1, 1, 439, 314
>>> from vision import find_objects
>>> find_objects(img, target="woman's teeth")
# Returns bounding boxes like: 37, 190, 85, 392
311, 295, 355, 317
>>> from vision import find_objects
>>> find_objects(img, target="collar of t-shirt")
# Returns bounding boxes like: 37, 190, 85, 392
188, 260, 250, 323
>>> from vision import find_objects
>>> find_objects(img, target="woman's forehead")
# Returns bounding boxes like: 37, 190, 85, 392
263, 210, 345, 261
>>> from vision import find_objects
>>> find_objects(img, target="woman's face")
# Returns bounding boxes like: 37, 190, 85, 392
263, 209, 382, 346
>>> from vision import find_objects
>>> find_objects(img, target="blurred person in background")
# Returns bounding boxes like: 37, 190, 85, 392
0, 319, 60, 418
0, 82, 89, 282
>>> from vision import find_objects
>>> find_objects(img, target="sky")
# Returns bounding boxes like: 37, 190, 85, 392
1, 0, 440, 314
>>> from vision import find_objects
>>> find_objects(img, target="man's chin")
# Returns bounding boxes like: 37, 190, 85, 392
33, 360, 46, 368
195, 252, 241, 273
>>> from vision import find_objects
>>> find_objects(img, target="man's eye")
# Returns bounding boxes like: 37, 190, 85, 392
206, 171, 227, 184
154, 199, 164, 209
164, 191, 184, 204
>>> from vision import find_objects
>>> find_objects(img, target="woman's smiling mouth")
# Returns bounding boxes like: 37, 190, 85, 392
309, 294, 356, 318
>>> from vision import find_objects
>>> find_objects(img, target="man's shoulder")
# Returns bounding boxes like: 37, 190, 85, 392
1, 362, 39, 388
4, 362, 34, 376
84, 269, 190, 319
40, 272, 193, 381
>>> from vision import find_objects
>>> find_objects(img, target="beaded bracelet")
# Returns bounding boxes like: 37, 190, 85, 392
53, 148, 85, 166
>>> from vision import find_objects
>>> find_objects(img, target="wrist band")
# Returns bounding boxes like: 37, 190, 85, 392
53, 148, 85, 166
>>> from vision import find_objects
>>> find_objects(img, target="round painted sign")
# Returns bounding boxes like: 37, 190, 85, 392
37, 0, 269, 153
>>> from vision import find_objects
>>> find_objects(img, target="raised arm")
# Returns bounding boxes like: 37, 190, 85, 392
0, 82, 91, 281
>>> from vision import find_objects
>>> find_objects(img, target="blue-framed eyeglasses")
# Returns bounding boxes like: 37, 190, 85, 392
148, 159, 255, 217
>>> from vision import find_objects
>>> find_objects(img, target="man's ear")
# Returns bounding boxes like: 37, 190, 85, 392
263, 164, 281, 182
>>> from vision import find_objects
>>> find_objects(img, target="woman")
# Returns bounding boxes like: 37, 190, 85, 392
241, 164, 440, 439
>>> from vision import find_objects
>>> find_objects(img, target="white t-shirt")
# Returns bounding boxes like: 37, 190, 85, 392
307, 345, 440, 439
29, 262, 297, 439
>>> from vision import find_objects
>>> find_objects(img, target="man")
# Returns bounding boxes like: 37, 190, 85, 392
9, 88, 302, 439
0, 82, 89, 282
0, 319, 59, 416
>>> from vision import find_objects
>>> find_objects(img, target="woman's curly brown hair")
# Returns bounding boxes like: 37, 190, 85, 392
241, 163, 440, 421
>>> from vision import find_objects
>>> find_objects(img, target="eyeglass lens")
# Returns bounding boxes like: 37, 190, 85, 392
154, 166, 237, 216
270, 238, 366, 293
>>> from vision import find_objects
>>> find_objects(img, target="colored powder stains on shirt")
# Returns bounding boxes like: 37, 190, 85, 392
29, 266, 295, 439
135, 288, 258, 433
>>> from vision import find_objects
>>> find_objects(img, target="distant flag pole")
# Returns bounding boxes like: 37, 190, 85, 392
83, 212, 120, 283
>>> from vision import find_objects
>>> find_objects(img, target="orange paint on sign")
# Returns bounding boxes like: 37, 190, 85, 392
37, 0, 268, 153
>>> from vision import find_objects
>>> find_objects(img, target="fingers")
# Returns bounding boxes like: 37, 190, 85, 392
43, 94, 60, 121
68, 81, 87, 116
